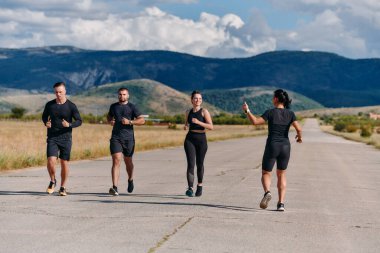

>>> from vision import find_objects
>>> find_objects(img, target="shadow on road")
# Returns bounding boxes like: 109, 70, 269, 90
80, 199, 259, 212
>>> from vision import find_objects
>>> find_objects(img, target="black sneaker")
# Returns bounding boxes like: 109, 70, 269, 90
127, 180, 134, 193
59, 187, 67, 196
46, 179, 57, 194
185, 187, 193, 197
277, 202, 285, 211
109, 186, 119, 196
195, 185, 203, 197
260, 191, 272, 209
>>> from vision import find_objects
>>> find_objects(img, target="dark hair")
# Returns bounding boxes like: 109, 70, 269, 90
274, 89, 292, 109
53, 82, 65, 88
118, 87, 129, 93
191, 90, 202, 99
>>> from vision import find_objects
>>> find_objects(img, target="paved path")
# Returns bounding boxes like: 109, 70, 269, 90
1, 119, 379, 253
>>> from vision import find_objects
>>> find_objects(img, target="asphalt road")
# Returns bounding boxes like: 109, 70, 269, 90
1, 119, 379, 253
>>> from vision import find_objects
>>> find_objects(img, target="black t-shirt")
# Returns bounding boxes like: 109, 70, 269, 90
42, 99, 82, 138
108, 102, 142, 140
261, 108, 296, 143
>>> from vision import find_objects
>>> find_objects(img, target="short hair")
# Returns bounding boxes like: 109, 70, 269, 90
118, 87, 129, 93
53, 82, 66, 89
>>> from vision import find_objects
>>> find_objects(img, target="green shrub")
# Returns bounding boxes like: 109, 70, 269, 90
10, 107, 26, 119
334, 122, 346, 132
360, 124, 373, 137
345, 124, 358, 133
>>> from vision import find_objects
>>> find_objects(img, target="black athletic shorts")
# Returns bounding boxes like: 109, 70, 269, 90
262, 141, 291, 172
110, 138, 135, 157
47, 135, 72, 161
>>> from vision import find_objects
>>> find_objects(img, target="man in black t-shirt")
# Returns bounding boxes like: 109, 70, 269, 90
42, 82, 82, 196
107, 87, 145, 196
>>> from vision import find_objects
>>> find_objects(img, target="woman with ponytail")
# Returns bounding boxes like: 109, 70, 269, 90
183, 90, 213, 197
242, 89, 302, 211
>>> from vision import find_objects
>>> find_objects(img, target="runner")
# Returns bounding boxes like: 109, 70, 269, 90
184, 90, 213, 197
42, 82, 82, 196
107, 87, 145, 196
242, 89, 302, 211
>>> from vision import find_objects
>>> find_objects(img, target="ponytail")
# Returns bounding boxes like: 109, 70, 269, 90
274, 89, 292, 109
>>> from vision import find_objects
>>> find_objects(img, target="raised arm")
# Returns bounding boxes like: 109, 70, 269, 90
242, 102, 266, 125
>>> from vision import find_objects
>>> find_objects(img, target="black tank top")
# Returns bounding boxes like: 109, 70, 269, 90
188, 108, 205, 131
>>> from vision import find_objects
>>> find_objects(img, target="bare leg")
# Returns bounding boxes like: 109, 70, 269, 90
111, 153, 122, 187
261, 170, 272, 193
124, 156, 134, 181
276, 169, 287, 203
60, 159, 69, 187
47, 156, 57, 182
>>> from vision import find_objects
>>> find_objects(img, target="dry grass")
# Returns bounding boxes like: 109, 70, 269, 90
0, 121, 266, 171
321, 125, 380, 149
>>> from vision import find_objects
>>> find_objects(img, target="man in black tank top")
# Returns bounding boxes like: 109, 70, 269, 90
42, 82, 82, 196
242, 89, 302, 211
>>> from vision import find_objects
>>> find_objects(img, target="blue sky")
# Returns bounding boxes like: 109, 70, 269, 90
0, 0, 379, 59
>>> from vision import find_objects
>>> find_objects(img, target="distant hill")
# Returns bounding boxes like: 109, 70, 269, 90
202, 87, 324, 115
1, 46, 380, 108
0, 79, 224, 115
73, 79, 223, 115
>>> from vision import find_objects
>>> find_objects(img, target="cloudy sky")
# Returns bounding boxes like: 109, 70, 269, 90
0, 0, 379, 59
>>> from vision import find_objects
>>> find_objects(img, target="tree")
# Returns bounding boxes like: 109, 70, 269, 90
11, 107, 26, 119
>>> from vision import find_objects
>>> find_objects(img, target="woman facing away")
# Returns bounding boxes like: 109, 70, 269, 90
242, 89, 302, 211
184, 90, 213, 197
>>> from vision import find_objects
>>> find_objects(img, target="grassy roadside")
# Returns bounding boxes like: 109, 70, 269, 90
0, 121, 266, 171
320, 124, 380, 149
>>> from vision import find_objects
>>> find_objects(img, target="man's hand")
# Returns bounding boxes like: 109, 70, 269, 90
45, 118, 51, 128
109, 117, 115, 126
184, 124, 188, 130
122, 117, 130, 125
62, 119, 70, 128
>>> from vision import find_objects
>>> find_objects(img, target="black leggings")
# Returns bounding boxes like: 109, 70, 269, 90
184, 132, 208, 188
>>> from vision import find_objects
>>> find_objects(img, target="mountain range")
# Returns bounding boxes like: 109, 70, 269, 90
0, 79, 322, 115
0, 46, 379, 108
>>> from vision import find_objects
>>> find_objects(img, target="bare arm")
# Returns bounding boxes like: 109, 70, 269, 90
292, 120, 302, 143
184, 110, 189, 130
130, 115, 145, 126
192, 109, 213, 130
242, 102, 266, 125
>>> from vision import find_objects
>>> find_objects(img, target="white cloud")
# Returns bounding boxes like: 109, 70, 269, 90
0, 1, 379, 58
0, 6, 276, 57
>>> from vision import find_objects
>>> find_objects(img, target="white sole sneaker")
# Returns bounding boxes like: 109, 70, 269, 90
260, 192, 272, 209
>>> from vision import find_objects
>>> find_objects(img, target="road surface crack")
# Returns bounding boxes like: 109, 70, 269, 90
147, 216, 194, 253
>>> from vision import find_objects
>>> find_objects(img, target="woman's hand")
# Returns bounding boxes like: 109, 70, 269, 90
192, 118, 200, 125
242, 102, 250, 113
295, 134, 302, 143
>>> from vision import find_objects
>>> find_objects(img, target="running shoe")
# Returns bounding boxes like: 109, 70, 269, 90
277, 202, 285, 212
259, 191, 272, 209
195, 185, 203, 197
185, 187, 194, 197
46, 179, 57, 194
109, 186, 119, 196
59, 187, 67, 196
127, 180, 134, 193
